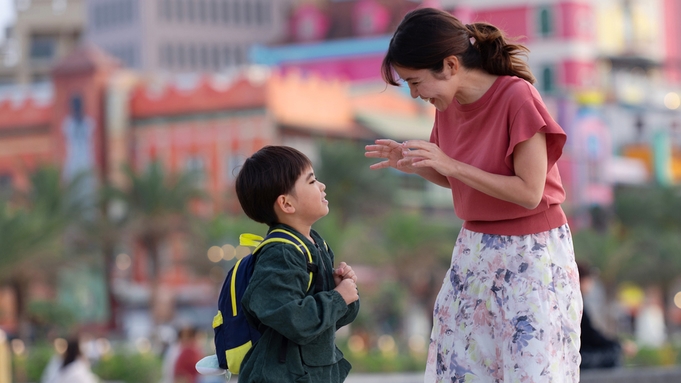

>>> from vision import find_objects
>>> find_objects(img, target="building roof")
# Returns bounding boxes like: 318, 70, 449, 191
52, 43, 121, 76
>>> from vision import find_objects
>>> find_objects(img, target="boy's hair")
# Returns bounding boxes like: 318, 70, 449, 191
235, 145, 312, 226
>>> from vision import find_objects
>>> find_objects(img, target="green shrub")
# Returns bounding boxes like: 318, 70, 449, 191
92, 352, 162, 383
11, 343, 54, 382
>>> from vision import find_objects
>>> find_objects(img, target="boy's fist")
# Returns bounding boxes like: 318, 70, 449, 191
334, 278, 359, 305
334, 262, 358, 286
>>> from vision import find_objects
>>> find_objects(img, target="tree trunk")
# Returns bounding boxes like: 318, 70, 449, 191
102, 239, 119, 332
144, 236, 162, 347
9, 275, 29, 340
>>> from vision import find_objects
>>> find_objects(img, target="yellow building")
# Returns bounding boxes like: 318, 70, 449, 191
0, 0, 84, 86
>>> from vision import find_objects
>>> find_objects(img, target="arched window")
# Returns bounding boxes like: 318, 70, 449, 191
541, 66, 555, 94
538, 7, 553, 37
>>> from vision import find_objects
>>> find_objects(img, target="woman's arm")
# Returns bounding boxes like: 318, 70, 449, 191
402, 133, 548, 210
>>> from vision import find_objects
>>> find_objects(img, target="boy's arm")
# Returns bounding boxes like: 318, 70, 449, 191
244, 245, 350, 345
327, 247, 360, 329
336, 300, 359, 329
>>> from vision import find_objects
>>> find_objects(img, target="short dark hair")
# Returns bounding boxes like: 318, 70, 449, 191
235, 146, 312, 226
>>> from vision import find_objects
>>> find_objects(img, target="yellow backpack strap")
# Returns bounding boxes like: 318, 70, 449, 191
239, 233, 264, 247
254, 229, 314, 291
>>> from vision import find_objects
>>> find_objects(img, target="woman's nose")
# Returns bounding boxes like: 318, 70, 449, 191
409, 87, 418, 99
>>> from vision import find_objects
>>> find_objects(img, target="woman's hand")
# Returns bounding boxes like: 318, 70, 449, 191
400, 140, 455, 176
365, 139, 419, 174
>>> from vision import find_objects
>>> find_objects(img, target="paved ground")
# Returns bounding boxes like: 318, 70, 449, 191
343, 367, 681, 383
202, 366, 681, 383
345, 372, 423, 383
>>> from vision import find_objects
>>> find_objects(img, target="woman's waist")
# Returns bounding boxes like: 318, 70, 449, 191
462, 204, 566, 235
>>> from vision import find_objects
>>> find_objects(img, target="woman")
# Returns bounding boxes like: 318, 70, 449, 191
365, 8, 582, 382
47, 337, 99, 383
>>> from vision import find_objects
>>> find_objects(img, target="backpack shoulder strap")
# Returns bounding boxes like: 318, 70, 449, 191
241, 229, 314, 291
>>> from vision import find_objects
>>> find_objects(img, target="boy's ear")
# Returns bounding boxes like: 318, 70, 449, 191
274, 194, 296, 215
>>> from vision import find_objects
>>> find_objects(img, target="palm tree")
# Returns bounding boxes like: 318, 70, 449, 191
0, 166, 87, 338
108, 161, 205, 340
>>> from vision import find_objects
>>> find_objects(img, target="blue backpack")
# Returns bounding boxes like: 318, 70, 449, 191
211, 228, 323, 374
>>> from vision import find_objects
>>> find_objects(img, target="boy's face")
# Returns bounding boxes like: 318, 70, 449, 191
288, 166, 329, 223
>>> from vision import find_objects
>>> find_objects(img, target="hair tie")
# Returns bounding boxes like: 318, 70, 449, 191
465, 24, 475, 44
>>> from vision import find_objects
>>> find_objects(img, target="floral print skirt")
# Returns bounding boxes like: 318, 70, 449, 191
424, 224, 582, 383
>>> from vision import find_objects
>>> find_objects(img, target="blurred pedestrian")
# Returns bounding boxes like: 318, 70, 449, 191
578, 261, 636, 369
635, 286, 667, 348
0, 329, 10, 383
161, 325, 186, 383
46, 336, 100, 383
366, 7, 581, 382
173, 326, 202, 383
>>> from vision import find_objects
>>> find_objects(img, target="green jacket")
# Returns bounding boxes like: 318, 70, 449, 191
239, 224, 360, 383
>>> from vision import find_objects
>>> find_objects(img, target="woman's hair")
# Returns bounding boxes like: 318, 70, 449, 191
61, 338, 81, 369
381, 8, 535, 85
235, 146, 312, 226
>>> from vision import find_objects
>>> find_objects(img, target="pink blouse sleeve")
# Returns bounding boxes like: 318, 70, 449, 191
504, 94, 567, 171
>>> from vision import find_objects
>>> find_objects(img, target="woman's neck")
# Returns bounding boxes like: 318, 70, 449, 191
455, 70, 498, 105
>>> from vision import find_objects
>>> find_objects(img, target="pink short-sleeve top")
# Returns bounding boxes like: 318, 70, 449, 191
431, 75, 567, 235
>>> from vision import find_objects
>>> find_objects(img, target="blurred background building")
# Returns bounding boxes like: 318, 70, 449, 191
1, 0, 681, 366
0, 0, 83, 86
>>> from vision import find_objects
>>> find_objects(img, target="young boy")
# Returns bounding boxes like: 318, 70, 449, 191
235, 145, 360, 383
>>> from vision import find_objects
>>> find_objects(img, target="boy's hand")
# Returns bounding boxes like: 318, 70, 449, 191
334, 262, 358, 286
334, 278, 359, 305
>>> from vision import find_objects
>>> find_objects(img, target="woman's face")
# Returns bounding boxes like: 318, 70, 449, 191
394, 63, 457, 112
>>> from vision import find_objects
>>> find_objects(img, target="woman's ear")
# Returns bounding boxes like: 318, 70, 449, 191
443, 56, 459, 77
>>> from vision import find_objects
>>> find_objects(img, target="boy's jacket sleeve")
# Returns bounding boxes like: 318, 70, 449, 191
327, 246, 360, 329
243, 243, 350, 345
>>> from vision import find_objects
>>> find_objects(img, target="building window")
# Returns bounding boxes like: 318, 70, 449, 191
212, 46, 220, 70
211, 0, 219, 24
199, 0, 208, 23
161, 0, 172, 21
161, 44, 174, 68
221, 0, 230, 24
175, 0, 184, 22
255, 0, 266, 25
201, 45, 209, 69
187, 0, 195, 22
189, 45, 197, 69
177, 44, 186, 69
29, 35, 57, 61
223, 46, 231, 67
537, 7, 553, 37
234, 1, 241, 24
234, 45, 244, 65
541, 65, 556, 94
186, 156, 206, 186
244, 1, 253, 25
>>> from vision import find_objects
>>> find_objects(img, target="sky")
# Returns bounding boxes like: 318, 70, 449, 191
0, 0, 15, 43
